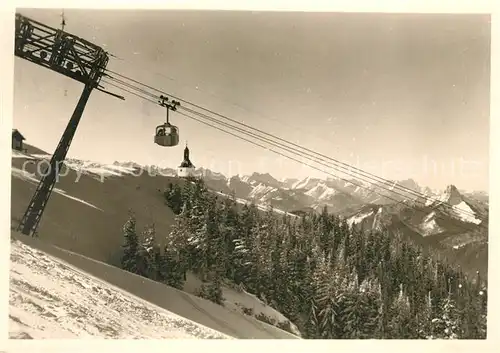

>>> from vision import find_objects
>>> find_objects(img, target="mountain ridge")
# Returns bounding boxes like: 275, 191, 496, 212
12, 144, 488, 277
19, 146, 489, 222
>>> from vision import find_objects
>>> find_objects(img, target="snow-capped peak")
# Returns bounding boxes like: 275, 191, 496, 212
305, 182, 337, 200
244, 172, 281, 188
431, 185, 483, 225
419, 211, 444, 236
248, 183, 277, 201
292, 176, 321, 190
196, 168, 227, 180
439, 184, 463, 206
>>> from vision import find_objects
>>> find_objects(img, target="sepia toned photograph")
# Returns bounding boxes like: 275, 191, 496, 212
8, 7, 489, 339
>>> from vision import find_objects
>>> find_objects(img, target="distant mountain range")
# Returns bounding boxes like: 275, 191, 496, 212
14, 149, 488, 276
104, 162, 487, 214
108, 162, 489, 276
63, 159, 487, 225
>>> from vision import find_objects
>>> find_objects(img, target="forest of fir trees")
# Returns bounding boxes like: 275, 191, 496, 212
120, 176, 488, 339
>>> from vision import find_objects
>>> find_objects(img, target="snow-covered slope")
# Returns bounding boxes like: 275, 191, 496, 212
305, 182, 337, 200
66, 159, 139, 179
13, 147, 488, 217
213, 191, 292, 216
248, 183, 278, 202
12, 146, 488, 234
347, 209, 374, 227
15, 148, 485, 220
11, 147, 300, 339
419, 211, 444, 237
11, 166, 103, 211
292, 176, 322, 190
245, 172, 283, 189
9, 239, 229, 339
281, 177, 299, 189
343, 192, 488, 277
11, 145, 487, 278
430, 185, 484, 225
195, 168, 227, 180
452, 201, 483, 225
183, 273, 301, 337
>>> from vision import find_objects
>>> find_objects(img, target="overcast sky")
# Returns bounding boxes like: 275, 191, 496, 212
13, 9, 490, 191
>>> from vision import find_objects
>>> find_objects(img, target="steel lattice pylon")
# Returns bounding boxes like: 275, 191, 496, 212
14, 13, 111, 237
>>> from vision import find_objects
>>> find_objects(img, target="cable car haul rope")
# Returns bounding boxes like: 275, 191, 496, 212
100, 70, 487, 232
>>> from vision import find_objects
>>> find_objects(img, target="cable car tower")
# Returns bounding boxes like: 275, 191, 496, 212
14, 12, 124, 237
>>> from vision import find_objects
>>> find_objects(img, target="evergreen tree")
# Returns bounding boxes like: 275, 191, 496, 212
219, 197, 240, 280
388, 286, 414, 338
164, 183, 174, 206
145, 179, 489, 339
198, 260, 225, 305
232, 203, 258, 286
430, 292, 460, 339
164, 205, 191, 284
165, 183, 184, 215
139, 223, 162, 280
160, 246, 185, 289
313, 257, 339, 339
121, 212, 140, 274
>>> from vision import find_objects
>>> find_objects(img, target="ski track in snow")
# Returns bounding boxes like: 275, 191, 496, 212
11, 167, 104, 212
12, 150, 36, 160
9, 240, 230, 339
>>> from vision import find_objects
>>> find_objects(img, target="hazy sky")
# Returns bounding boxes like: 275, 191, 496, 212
13, 9, 490, 191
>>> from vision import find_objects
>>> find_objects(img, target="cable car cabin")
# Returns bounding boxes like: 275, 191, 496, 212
154, 123, 179, 147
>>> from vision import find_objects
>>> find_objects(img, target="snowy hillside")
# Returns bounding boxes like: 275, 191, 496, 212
12, 150, 142, 180
9, 144, 489, 338
11, 166, 103, 211
9, 239, 229, 339
343, 188, 488, 276
12, 148, 488, 233
183, 273, 301, 337
305, 181, 338, 200
214, 191, 292, 216
419, 211, 444, 237
346, 209, 374, 228
280, 177, 299, 189
13, 148, 488, 219
11, 147, 300, 339
292, 176, 322, 190
244, 172, 283, 189
11, 146, 488, 278
429, 185, 485, 225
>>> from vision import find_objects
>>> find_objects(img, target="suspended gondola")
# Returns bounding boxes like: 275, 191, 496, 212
154, 95, 180, 147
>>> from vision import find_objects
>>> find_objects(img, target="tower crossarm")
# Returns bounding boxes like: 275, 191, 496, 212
15, 13, 109, 87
